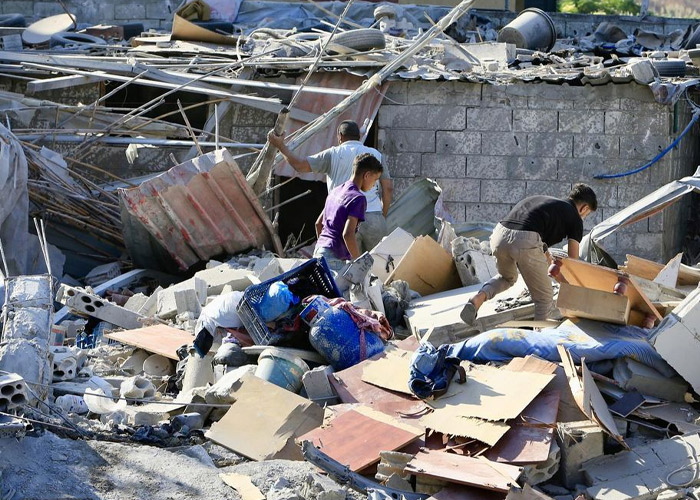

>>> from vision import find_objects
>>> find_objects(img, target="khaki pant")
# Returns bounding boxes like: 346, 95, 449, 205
357, 212, 388, 253
480, 223, 554, 320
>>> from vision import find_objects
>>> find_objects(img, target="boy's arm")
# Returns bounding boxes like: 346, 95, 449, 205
315, 212, 324, 238
380, 178, 394, 217
267, 131, 312, 173
343, 216, 361, 260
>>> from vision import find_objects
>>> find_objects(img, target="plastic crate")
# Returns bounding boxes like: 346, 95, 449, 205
236, 258, 341, 345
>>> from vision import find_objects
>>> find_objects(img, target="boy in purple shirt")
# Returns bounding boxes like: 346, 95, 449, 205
313, 153, 383, 270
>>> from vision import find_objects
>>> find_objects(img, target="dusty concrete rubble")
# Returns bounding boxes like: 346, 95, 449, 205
1, 1, 700, 499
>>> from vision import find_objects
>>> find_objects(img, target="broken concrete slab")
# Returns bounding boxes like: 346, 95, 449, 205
613, 357, 687, 402
56, 284, 145, 330
302, 365, 338, 405
194, 265, 255, 296
556, 421, 604, 488
123, 293, 149, 313
157, 277, 207, 319
174, 288, 202, 316
369, 227, 415, 283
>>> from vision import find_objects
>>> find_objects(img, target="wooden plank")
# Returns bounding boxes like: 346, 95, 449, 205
556, 283, 630, 325
420, 413, 510, 446
104, 324, 194, 360
624, 254, 700, 286
386, 236, 463, 296
297, 408, 422, 472
559, 257, 662, 327
405, 451, 522, 493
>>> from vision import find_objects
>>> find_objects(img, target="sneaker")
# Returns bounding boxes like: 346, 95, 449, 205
460, 302, 477, 325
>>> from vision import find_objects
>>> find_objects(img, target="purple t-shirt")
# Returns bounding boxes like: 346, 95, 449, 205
316, 180, 366, 261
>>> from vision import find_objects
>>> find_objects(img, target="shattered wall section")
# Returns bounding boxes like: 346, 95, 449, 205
376, 81, 700, 264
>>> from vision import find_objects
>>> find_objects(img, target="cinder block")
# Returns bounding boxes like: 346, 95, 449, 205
508, 157, 558, 180
557, 158, 650, 185
302, 366, 338, 405
115, 2, 146, 19
559, 110, 605, 134
421, 154, 466, 178
56, 284, 144, 330
557, 420, 605, 488
384, 82, 408, 105
605, 111, 669, 136
383, 153, 421, 177
2, 1, 33, 16
573, 97, 620, 110
156, 278, 207, 319
464, 203, 513, 223
481, 179, 526, 204
146, 2, 170, 19
513, 109, 558, 133
33, 2, 64, 17
378, 105, 465, 130
444, 202, 466, 222
174, 289, 202, 316
467, 108, 512, 131
194, 265, 254, 296
573, 135, 620, 158
526, 180, 572, 198
527, 97, 573, 110
619, 134, 670, 160
435, 131, 481, 155
481, 132, 527, 156
528, 133, 573, 158
0, 373, 27, 410
616, 183, 656, 207
406, 80, 481, 106
616, 233, 663, 259
380, 129, 435, 153
437, 178, 481, 203
466, 156, 507, 179
482, 85, 528, 108
620, 97, 666, 113
137, 286, 162, 317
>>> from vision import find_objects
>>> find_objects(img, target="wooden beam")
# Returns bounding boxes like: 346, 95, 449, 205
557, 283, 630, 325
26, 74, 104, 94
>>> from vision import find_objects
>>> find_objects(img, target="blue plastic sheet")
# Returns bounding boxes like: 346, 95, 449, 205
447, 319, 676, 377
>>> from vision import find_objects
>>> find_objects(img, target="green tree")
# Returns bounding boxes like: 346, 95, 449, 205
558, 0, 641, 14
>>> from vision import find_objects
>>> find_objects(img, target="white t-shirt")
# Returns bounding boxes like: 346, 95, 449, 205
307, 141, 390, 213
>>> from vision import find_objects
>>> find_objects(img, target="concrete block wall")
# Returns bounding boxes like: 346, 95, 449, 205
377, 80, 700, 264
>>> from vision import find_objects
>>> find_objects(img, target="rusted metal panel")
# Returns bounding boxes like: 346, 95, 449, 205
120, 149, 282, 270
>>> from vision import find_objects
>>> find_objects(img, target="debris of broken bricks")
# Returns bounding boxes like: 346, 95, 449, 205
1, 0, 700, 498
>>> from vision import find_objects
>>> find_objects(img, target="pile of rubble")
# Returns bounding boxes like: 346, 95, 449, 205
2, 1, 700, 499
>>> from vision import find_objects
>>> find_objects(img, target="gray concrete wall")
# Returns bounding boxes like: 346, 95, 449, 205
376, 81, 700, 263
2, 1, 696, 35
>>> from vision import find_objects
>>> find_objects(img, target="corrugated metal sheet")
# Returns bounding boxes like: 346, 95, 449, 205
120, 149, 282, 270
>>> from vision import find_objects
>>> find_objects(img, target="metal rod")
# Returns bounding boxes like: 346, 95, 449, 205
16, 135, 263, 148
265, 189, 312, 212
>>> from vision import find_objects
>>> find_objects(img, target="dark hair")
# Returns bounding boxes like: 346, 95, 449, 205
337, 120, 361, 140
569, 183, 597, 211
353, 153, 383, 176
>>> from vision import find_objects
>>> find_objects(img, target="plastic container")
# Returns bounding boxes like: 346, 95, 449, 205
56, 394, 88, 414
497, 8, 557, 52
237, 258, 341, 346
309, 307, 385, 371
254, 347, 310, 393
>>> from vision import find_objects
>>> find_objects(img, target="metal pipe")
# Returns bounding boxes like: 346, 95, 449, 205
15, 135, 263, 148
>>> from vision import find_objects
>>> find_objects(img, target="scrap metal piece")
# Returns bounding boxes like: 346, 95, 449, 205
300, 440, 429, 500
120, 149, 282, 271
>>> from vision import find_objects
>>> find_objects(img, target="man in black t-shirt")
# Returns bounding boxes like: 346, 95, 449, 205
461, 183, 598, 324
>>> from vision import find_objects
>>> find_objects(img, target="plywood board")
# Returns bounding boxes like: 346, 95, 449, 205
104, 324, 194, 360
556, 283, 630, 325
405, 451, 522, 492
654, 253, 682, 288
297, 408, 421, 471
420, 412, 510, 446
219, 474, 265, 500
427, 362, 554, 421
624, 254, 700, 286
361, 347, 413, 395
206, 373, 324, 461
385, 235, 463, 296
559, 257, 661, 326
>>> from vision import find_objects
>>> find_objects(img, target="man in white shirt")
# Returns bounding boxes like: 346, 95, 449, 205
268, 120, 393, 253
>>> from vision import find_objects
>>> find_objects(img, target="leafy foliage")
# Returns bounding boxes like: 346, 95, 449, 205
558, 0, 640, 15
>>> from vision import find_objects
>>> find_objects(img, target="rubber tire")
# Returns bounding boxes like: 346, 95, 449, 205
331, 29, 386, 51
650, 59, 687, 78
50, 32, 108, 48
0, 14, 26, 27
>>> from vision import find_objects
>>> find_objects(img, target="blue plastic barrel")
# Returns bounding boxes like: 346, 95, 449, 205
309, 307, 385, 371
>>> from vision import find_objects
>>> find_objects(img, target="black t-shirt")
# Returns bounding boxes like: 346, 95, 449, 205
500, 196, 583, 247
